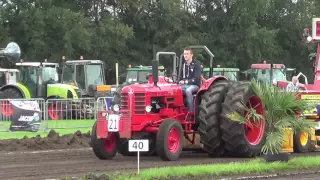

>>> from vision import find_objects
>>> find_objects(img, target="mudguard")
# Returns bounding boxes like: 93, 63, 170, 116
193, 76, 228, 115
0, 83, 31, 98
47, 84, 79, 99
196, 76, 228, 95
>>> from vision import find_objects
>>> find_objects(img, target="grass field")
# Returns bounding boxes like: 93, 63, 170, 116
0, 119, 95, 139
91, 156, 320, 180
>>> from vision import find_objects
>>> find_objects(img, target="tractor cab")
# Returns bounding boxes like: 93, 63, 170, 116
123, 65, 165, 84
245, 61, 304, 90
61, 59, 111, 98
245, 61, 288, 84
15, 60, 59, 98
0, 68, 19, 86
202, 65, 239, 81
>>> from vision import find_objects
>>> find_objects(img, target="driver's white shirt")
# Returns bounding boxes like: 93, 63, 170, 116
286, 82, 299, 92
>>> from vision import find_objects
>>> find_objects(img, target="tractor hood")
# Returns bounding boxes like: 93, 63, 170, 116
121, 76, 182, 94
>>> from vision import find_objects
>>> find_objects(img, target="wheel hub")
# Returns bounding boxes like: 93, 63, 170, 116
244, 96, 265, 145
167, 128, 180, 153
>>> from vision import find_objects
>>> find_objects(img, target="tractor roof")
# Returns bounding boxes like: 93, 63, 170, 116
64, 60, 103, 64
251, 63, 285, 69
203, 67, 240, 72
15, 62, 59, 67
0, 68, 19, 72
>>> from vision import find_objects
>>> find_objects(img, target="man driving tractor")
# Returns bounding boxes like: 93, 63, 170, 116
178, 47, 202, 112
286, 76, 299, 92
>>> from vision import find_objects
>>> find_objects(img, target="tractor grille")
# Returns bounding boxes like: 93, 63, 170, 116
120, 93, 146, 114
121, 93, 129, 109
134, 93, 146, 114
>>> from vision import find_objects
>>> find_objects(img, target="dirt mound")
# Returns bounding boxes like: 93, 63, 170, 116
0, 130, 92, 152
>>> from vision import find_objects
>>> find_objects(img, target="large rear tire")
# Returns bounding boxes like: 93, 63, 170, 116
221, 81, 266, 157
0, 88, 23, 116
197, 80, 233, 157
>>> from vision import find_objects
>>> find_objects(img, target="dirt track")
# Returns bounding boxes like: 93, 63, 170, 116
0, 130, 320, 180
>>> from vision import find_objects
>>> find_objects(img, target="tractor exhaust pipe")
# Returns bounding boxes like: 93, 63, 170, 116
116, 63, 119, 87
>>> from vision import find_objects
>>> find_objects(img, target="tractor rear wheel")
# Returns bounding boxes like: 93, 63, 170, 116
156, 119, 183, 161
197, 80, 233, 157
293, 130, 311, 153
0, 88, 23, 116
221, 81, 266, 157
91, 122, 117, 160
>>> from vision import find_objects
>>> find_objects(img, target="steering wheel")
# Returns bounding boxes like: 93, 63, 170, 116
163, 74, 178, 84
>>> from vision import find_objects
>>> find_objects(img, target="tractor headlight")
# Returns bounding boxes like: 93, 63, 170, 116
145, 105, 152, 113
113, 104, 120, 112
307, 36, 313, 42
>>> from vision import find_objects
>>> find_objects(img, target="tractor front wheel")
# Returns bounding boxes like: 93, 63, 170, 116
117, 132, 157, 156
91, 122, 117, 160
156, 119, 183, 161
197, 80, 233, 157
48, 103, 63, 120
293, 130, 311, 153
221, 81, 266, 157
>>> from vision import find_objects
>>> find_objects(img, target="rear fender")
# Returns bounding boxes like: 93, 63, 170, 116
194, 76, 228, 116
0, 84, 29, 98
47, 84, 79, 99
196, 76, 228, 95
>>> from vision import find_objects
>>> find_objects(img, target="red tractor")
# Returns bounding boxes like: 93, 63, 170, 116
91, 46, 266, 161
293, 18, 320, 145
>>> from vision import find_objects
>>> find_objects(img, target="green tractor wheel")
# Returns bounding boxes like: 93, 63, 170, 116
0, 88, 23, 117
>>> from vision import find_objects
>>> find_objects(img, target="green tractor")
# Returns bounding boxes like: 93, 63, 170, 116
0, 68, 19, 85
0, 59, 71, 118
60, 58, 111, 99
111, 65, 166, 106
56, 58, 112, 119
202, 65, 239, 81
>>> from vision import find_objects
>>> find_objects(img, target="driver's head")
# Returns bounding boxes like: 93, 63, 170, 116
292, 76, 298, 85
184, 47, 193, 63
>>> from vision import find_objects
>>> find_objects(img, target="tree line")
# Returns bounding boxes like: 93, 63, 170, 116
0, 0, 319, 84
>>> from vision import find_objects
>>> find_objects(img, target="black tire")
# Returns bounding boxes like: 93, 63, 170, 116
117, 132, 157, 156
156, 119, 184, 161
197, 80, 233, 157
116, 138, 136, 156
0, 88, 23, 98
293, 130, 311, 153
91, 122, 117, 160
221, 81, 266, 157
0, 88, 23, 117
46, 97, 66, 120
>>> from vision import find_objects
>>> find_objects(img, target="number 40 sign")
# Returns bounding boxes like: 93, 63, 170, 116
128, 139, 149, 174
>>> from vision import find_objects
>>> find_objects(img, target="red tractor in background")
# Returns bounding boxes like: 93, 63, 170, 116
243, 61, 305, 88
91, 45, 271, 161
294, 17, 320, 145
